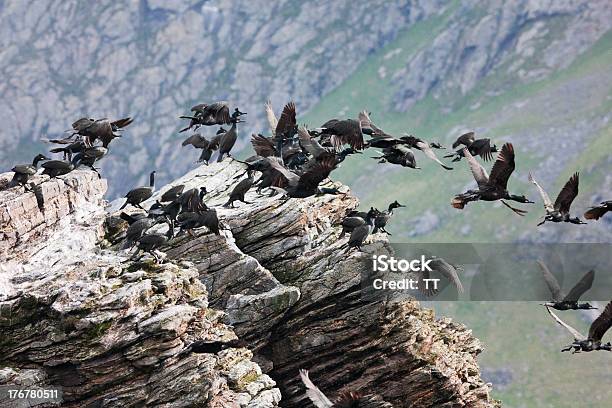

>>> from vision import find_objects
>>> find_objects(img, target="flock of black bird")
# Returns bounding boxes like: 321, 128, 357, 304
4, 99, 612, 404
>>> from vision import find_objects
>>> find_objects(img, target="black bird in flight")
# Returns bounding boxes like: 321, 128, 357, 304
529, 172, 586, 225
584, 200, 612, 221
452, 143, 533, 215
445, 131, 497, 162
536, 260, 596, 310
546, 300, 612, 353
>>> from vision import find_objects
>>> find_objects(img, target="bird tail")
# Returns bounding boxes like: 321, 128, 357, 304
451, 195, 468, 209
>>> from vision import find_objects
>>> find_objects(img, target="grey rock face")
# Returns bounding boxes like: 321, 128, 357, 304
0, 160, 499, 407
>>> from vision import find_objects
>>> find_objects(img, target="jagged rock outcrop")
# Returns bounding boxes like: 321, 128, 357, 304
1, 162, 500, 407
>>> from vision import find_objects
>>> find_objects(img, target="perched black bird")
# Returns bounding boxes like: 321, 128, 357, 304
536, 260, 595, 310
177, 208, 221, 235
446, 132, 497, 162
217, 109, 247, 162
372, 201, 405, 235
41, 157, 77, 178
73, 146, 108, 177
178, 186, 208, 213
340, 212, 367, 237
347, 208, 378, 250
584, 200, 612, 221
224, 170, 255, 207
122, 216, 157, 249
160, 185, 185, 203
547, 300, 612, 353
299, 369, 393, 408
529, 172, 586, 225
179, 101, 233, 132
120, 171, 156, 210
452, 143, 533, 215
10, 154, 49, 188
133, 227, 173, 263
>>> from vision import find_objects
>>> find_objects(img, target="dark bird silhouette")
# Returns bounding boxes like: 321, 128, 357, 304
536, 260, 595, 310
41, 157, 77, 178
217, 109, 247, 162
179, 101, 233, 132
120, 171, 156, 210
298, 126, 360, 165
72, 146, 108, 177
452, 143, 533, 215
529, 172, 585, 225
177, 186, 208, 213
132, 227, 173, 264
372, 201, 405, 235
268, 156, 338, 198
347, 208, 378, 250
181, 132, 223, 165
224, 170, 255, 207
299, 369, 392, 408
318, 112, 365, 151
373, 143, 419, 169
122, 216, 157, 249
160, 185, 185, 203
11, 154, 49, 188
400, 135, 453, 170
584, 200, 612, 221
546, 300, 612, 353
446, 131, 497, 162
274, 101, 298, 156
70, 117, 133, 147
177, 208, 221, 235
414, 257, 464, 297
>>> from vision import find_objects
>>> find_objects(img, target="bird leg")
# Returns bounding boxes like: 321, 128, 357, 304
537, 218, 547, 226
501, 200, 528, 216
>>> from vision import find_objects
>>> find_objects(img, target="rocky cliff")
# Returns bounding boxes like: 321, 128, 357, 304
0, 163, 499, 407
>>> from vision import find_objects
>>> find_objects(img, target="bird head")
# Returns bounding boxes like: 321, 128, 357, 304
509, 194, 533, 204
34, 154, 51, 162
390, 200, 406, 210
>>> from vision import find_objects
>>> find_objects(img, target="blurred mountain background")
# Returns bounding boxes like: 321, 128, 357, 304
1, 1, 611, 406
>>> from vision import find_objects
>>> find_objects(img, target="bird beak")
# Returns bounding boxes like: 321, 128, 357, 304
526, 199, 535, 204
398, 204, 406, 207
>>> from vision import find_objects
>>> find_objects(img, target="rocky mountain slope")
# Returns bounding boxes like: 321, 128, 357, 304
0, 163, 499, 407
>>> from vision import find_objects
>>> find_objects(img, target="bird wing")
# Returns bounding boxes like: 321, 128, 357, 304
588, 301, 612, 342
554, 172, 579, 213
536, 260, 564, 302
268, 158, 300, 186
111, 117, 133, 129
452, 131, 475, 148
182, 133, 208, 148
462, 147, 489, 188
418, 259, 464, 296
487, 143, 515, 190
299, 370, 333, 408
546, 306, 586, 341
275, 101, 297, 139
328, 119, 365, 150
417, 141, 452, 170
471, 138, 494, 162
298, 126, 327, 158
191, 103, 207, 112
209, 101, 231, 124
264, 100, 277, 137
298, 157, 336, 191
358, 110, 388, 137
251, 134, 277, 157
563, 270, 594, 302
584, 204, 608, 220
528, 173, 554, 213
